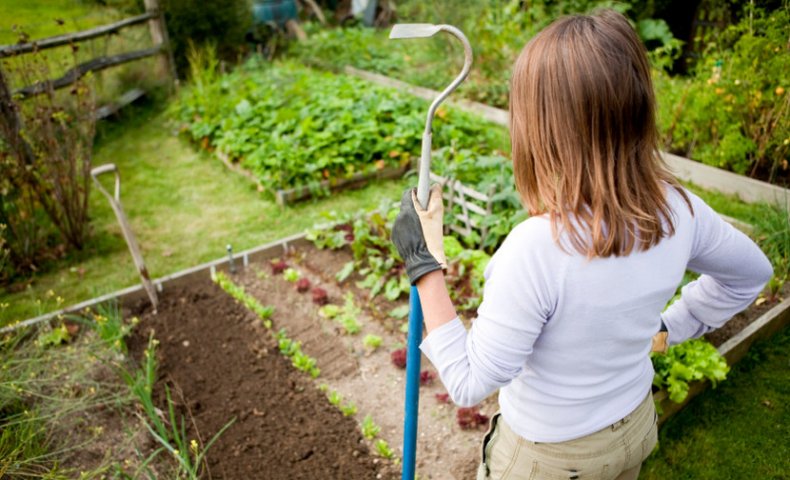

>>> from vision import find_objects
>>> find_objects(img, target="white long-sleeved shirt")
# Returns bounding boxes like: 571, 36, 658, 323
420, 187, 772, 442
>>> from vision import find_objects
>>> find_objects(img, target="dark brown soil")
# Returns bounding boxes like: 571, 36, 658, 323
241, 254, 492, 480
127, 279, 395, 480
704, 282, 790, 347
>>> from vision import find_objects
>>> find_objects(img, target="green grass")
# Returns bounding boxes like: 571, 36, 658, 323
0, 105, 407, 325
684, 182, 774, 224
640, 325, 790, 479
0, 0, 163, 107
0, 0, 120, 45
0, 321, 137, 477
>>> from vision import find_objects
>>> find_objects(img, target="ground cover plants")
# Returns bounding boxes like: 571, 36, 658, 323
173, 52, 507, 196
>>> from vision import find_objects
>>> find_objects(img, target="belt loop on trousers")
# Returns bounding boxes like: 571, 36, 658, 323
610, 414, 630, 431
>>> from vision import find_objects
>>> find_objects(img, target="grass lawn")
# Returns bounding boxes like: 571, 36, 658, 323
0, 105, 407, 324
0, 0, 120, 45
640, 325, 790, 479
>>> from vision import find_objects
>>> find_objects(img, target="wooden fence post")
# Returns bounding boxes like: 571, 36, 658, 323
143, 0, 178, 86
0, 66, 34, 165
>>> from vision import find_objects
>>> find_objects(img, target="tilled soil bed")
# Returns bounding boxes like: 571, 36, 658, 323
238, 240, 787, 478
121, 237, 784, 480
128, 279, 396, 480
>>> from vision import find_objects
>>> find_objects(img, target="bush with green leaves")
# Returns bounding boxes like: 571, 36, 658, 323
162, 0, 250, 76
655, 6, 789, 182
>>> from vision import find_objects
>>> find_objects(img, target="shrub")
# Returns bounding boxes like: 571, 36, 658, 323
0, 45, 97, 281
656, 6, 789, 182
162, 0, 251, 76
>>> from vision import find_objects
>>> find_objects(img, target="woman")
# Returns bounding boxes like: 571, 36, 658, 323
391, 9, 772, 480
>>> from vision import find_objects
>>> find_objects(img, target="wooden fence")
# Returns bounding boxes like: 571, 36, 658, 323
0, 0, 176, 102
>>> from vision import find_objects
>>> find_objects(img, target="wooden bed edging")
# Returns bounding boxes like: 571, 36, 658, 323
274, 165, 408, 206
0, 233, 309, 334
214, 149, 407, 206
345, 66, 790, 207
655, 296, 790, 425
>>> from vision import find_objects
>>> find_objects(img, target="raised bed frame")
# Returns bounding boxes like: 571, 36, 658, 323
430, 171, 495, 241
214, 150, 408, 206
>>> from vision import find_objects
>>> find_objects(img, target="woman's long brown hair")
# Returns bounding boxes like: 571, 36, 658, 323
509, 9, 691, 258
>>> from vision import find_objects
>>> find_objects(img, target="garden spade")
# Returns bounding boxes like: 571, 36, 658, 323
389, 23, 472, 480
91, 164, 159, 312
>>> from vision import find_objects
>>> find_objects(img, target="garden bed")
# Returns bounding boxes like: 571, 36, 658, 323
126, 278, 397, 479
230, 247, 495, 479
173, 59, 506, 204
9, 227, 789, 478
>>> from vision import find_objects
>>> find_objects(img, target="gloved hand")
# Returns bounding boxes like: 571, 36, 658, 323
392, 184, 447, 285
651, 319, 669, 354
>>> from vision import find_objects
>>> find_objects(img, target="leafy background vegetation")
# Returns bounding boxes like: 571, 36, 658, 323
289, 0, 789, 184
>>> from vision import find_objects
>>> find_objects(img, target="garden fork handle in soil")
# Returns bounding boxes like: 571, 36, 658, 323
91, 163, 159, 312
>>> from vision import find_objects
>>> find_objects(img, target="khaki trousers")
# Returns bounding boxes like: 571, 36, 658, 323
477, 393, 658, 480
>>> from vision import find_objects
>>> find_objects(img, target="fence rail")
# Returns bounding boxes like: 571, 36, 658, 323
0, 0, 175, 99
15, 46, 164, 98
0, 12, 157, 58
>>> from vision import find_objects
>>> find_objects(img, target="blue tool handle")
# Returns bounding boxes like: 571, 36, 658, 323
402, 285, 423, 480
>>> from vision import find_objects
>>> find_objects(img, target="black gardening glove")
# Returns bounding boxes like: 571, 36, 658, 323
392, 184, 447, 285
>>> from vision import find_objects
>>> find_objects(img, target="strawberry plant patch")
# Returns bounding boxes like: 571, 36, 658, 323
174, 60, 507, 197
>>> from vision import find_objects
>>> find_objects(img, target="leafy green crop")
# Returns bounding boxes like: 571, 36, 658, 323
318, 293, 362, 335
307, 201, 490, 316
362, 334, 383, 352
652, 339, 730, 404
214, 271, 274, 328
361, 414, 381, 439
374, 439, 395, 459
174, 60, 506, 195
